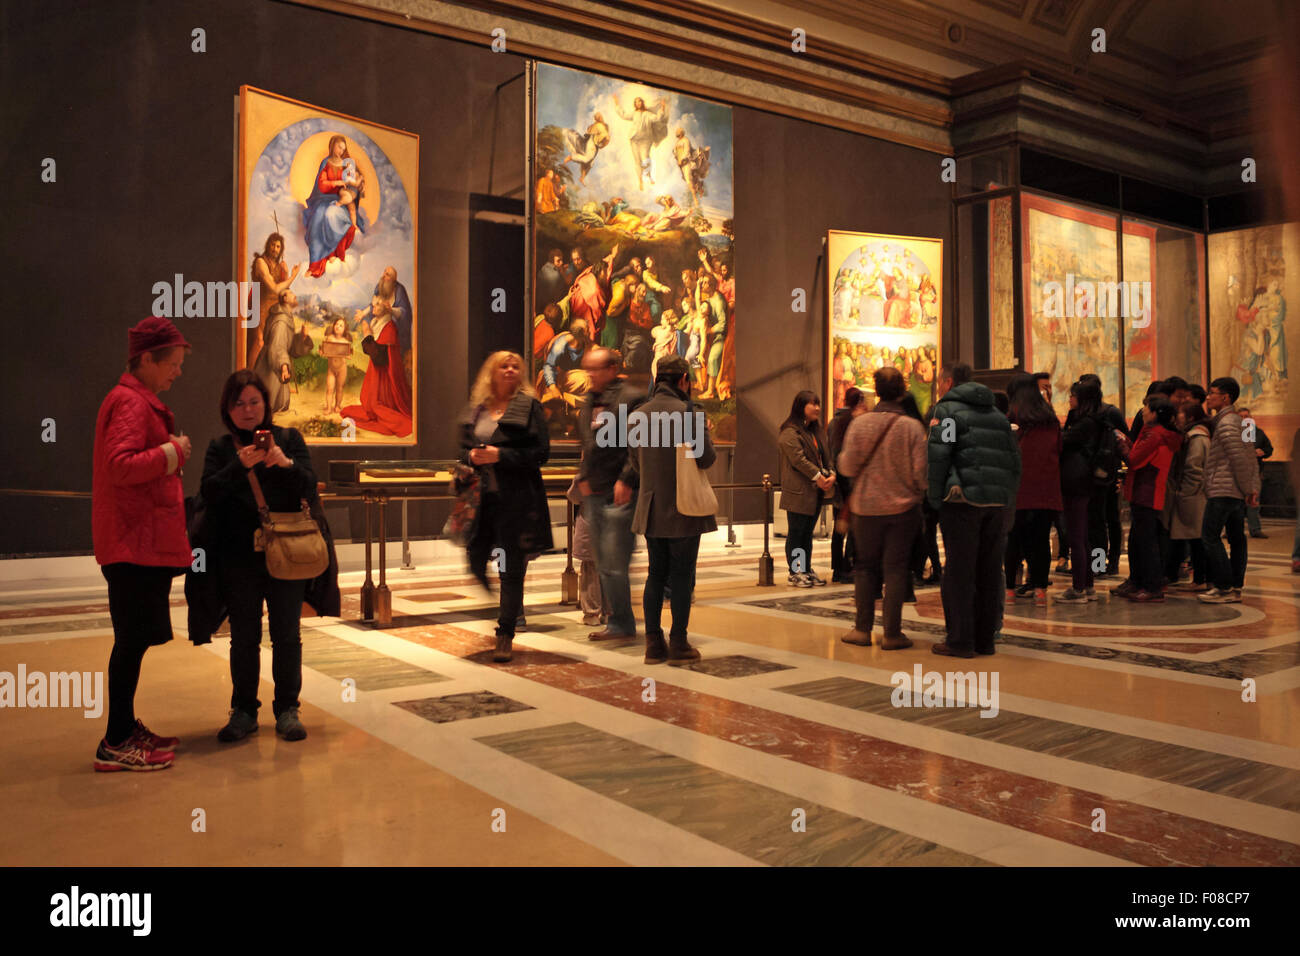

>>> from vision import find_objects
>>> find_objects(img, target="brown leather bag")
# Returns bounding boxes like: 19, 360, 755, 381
244, 463, 329, 581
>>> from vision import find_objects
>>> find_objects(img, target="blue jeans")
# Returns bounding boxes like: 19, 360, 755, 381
1201, 497, 1247, 591
583, 494, 636, 635
643, 535, 701, 643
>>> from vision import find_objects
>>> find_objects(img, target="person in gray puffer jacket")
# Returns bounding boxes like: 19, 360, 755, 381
926, 363, 1021, 658
1198, 377, 1261, 604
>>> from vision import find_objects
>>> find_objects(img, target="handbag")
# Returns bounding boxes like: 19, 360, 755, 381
443, 462, 481, 547
243, 459, 330, 581
676, 444, 718, 516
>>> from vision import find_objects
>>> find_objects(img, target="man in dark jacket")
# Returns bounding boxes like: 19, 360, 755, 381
1074, 373, 1127, 576
577, 347, 646, 641
927, 363, 1021, 657
1237, 406, 1273, 538
623, 357, 716, 665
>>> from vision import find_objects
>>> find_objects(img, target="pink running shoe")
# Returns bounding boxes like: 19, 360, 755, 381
93, 731, 174, 772
135, 719, 180, 751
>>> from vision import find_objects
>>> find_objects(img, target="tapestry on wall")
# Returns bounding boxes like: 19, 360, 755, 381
237, 86, 419, 445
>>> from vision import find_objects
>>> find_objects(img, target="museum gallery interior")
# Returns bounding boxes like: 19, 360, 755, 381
4, 0, 1300, 885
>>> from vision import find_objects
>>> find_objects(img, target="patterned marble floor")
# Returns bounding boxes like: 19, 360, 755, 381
1, 522, 1298, 866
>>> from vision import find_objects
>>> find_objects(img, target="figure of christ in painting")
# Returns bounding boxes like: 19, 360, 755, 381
336, 157, 365, 229
535, 168, 566, 214
340, 295, 413, 438
321, 317, 353, 415
561, 113, 610, 185
612, 95, 669, 192
246, 233, 303, 369
303, 135, 370, 278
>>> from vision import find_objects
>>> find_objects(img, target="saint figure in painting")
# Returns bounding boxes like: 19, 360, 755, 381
246, 232, 302, 369
304, 134, 370, 277
340, 295, 413, 437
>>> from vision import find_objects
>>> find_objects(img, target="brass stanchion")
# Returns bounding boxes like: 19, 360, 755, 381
361, 494, 375, 621
561, 499, 579, 604
376, 494, 392, 626
758, 473, 775, 585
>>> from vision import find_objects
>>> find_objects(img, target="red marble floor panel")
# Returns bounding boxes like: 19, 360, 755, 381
387, 621, 1300, 866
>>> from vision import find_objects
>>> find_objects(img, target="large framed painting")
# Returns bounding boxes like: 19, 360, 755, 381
1209, 222, 1299, 460
826, 230, 942, 414
531, 63, 735, 442
237, 86, 419, 445
1020, 194, 1155, 417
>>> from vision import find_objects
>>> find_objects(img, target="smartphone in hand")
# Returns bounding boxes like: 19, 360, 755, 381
254, 430, 272, 451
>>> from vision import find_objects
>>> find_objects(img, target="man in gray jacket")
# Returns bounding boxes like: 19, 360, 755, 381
622, 357, 716, 664
1198, 377, 1261, 604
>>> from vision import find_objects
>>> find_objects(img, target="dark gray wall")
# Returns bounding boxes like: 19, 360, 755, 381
0, 0, 952, 554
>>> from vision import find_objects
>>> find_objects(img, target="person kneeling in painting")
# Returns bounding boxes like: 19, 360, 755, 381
191, 371, 328, 743
340, 295, 413, 438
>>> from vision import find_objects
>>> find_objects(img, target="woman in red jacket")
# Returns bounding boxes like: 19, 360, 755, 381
91, 317, 192, 772
1123, 395, 1183, 601
1004, 373, 1063, 606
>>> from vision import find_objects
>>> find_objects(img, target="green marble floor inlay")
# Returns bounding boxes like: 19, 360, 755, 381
477, 721, 989, 866
301, 627, 447, 690
778, 677, 1300, 813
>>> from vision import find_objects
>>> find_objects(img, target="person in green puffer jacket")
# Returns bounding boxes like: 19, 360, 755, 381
926, 363, 1022, 658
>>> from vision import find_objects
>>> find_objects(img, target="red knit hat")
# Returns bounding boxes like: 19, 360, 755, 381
128, 316, 192, 361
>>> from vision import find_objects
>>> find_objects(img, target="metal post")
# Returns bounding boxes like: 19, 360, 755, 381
561, 499, 579, 604
361, 494, 375, 621
401, 499, 414, 570
725, 446, 740, 547
758, 473, 774, 585
376, 494, 392, 626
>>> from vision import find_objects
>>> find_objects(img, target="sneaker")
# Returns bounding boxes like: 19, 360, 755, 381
275, 707, 307, 741
134, 719, 179, 751
93, 731, 173, 772
840, 629, 872, 646
788, 572, 813, 588
1014, 584, 1035, 602
1034, 588, 1048, 607
1177, 580, 1209, 593
1197, 588, 1237, 604
217, 709, 258, 743
806, 570, 828, 587
1055, 588, 1088, 604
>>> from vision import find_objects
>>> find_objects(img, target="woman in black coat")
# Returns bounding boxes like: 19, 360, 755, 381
459, 351, 553, 663
1057, 379, 1103, 605
200, 370, 317, 742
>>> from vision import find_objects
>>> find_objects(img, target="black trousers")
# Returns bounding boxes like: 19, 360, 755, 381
785, 510, 817, 574
643, 535, 701, 642
852, 508, 920, 636
938, 503, 1006, 653
1063, 494, 1095, 591
102, 563, 177, 746
468, 491, 530, 638
911, 502, 941, 577
1127, 504, 1164, 592
220, 556, 306, 718
1005, 508, 1056, 590
831, 505, 855, 576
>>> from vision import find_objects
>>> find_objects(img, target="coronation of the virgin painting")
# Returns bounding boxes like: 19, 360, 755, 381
531, 64, 735, 442
237, 86, 419, 445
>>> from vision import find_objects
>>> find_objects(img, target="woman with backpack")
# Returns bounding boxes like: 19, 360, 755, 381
1056, 380, 1107, 605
